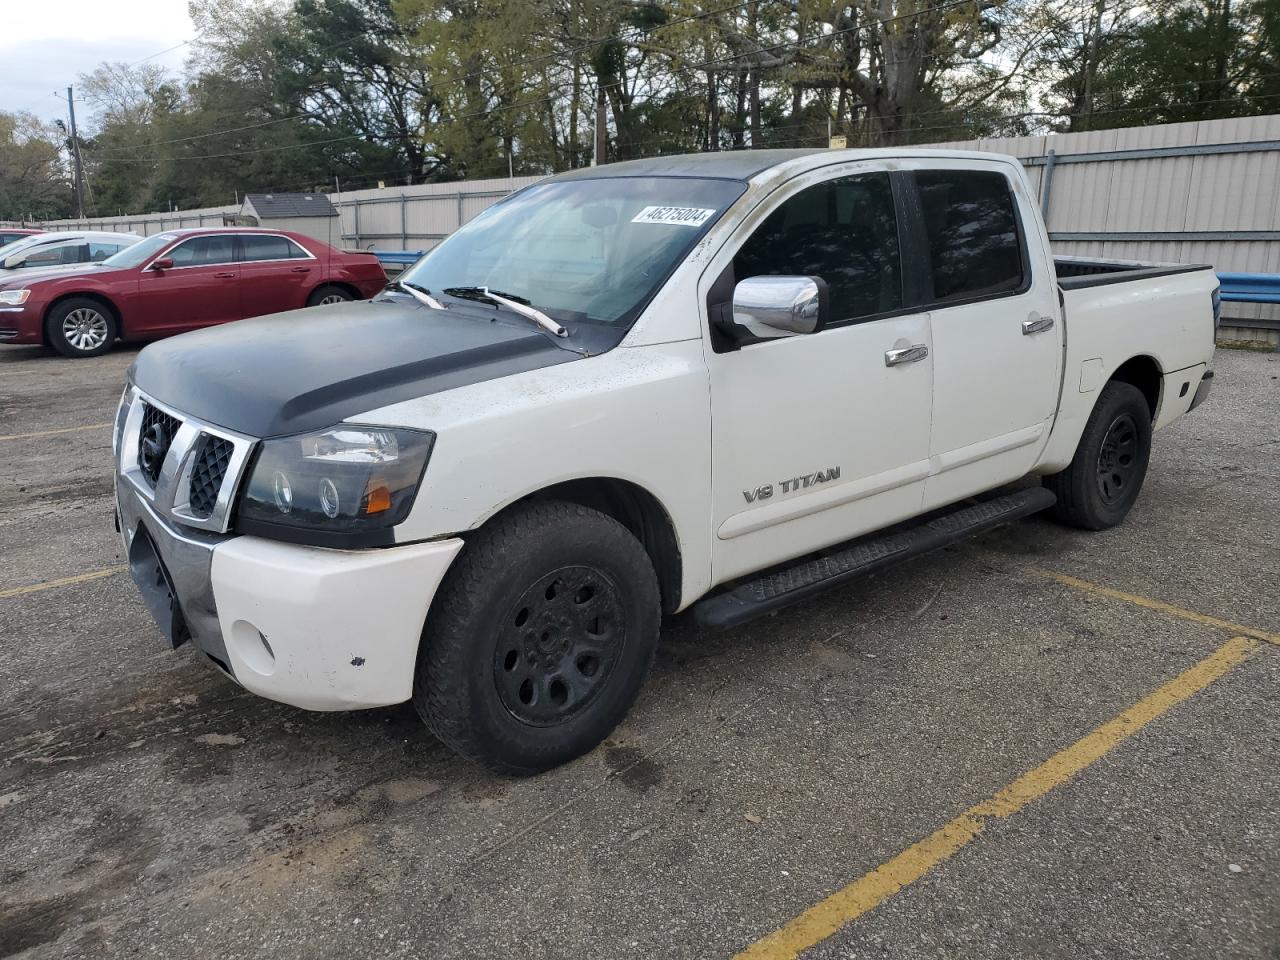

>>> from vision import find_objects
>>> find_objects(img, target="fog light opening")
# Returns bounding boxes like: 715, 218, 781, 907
230, 619, 276, 676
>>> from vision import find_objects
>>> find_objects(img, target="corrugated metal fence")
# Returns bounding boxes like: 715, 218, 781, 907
12, 115, 1280, 338
15, 177, 545, 253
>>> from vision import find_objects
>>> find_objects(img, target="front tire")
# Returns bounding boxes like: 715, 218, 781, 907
1044, 381, 1153, 530
414, 501, 661, 775
46, 298, 118, 358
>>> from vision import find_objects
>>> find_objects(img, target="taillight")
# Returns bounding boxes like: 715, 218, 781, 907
1211, 287, 1221, 329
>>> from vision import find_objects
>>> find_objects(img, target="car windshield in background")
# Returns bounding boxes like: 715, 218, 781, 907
400, 177, 746, 326
0, 234, 55, 258
104, 233, 177, 269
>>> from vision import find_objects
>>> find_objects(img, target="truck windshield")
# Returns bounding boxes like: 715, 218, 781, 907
400, 176, 745, 326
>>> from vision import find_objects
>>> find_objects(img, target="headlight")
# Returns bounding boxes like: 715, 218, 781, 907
0, 289, 30, 306
237, 426, 435, 544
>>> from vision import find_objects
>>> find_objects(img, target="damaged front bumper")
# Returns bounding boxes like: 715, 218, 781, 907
115, 412, 463, 711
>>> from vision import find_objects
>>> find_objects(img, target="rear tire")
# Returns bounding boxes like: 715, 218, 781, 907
413, 500, 661, 775
1044, 381, 1153, 530
306, 285, 353, 307
46, 298, 118, 358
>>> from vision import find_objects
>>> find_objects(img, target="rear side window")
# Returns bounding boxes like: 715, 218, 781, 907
734, 172, 902, 324
169, 235, 236, 267
914, 170, 1024, 303
241, 235, 309, 262
88, 243, 121, 261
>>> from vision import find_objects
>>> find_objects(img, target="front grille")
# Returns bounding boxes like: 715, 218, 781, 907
0, 327, 18, 339
187, 434, 234, 518
136, 402, 181, 484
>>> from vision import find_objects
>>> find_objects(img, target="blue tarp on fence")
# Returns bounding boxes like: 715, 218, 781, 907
1216, 273, 1280, 304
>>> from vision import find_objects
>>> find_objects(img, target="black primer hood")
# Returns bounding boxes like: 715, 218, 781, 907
130, 299, 580, 437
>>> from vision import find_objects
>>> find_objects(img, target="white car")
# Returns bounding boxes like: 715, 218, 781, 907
0, 230, 140, 274
113, 149, 1217, 774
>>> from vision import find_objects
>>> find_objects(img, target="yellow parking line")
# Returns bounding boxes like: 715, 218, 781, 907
0, 422, 112, 441
735, 635, 1260, 960
0, 565, 126, 599
1035, 569, 1280, 647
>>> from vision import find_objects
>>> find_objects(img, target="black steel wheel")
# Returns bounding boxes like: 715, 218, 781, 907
494, 566, 625, 727
1044, 380, 1153, 530
414, 500, 661, 775
1096, 412, 1140, 505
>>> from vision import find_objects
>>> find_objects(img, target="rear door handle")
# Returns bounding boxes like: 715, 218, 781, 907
213, 271, 236, 279
290, 266, 312, 273
884, 344, 929, 366
1022, 314, 1055, 335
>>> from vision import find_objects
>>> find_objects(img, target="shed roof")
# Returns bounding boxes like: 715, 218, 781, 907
242, 193, 337, 218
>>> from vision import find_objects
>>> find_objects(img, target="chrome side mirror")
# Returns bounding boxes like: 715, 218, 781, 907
731, 275, 829, 338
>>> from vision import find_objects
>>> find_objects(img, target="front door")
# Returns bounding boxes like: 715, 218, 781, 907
703, 167, 935, 585
899, 162, 1064, 510
136, 234, 241, 333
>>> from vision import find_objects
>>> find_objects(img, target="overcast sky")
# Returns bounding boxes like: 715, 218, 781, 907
1, 0, 194, 125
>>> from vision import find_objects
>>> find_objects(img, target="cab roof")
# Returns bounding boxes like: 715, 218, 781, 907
549, 147, 1020, 184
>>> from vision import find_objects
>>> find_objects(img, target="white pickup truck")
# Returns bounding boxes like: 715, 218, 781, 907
114, 149, 1218, 773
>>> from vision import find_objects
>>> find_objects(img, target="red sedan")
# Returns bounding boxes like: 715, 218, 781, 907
0, 228, 387, 358
0, 228, 44, 247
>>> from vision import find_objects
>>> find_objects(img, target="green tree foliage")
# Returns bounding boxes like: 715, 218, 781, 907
36, 0, 1280, 218
1039, 0, 1277, 131
0, 112, 72, 220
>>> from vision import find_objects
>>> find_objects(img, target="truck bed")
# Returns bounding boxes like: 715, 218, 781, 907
1055, 256, 1213, 290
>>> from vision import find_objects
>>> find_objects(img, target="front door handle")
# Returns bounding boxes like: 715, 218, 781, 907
1022, 314, 1055, 335
884, 344, 929, 366
213, 271, 236, 279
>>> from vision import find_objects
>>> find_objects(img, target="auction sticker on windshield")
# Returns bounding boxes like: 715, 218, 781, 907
631, 206, 717, 227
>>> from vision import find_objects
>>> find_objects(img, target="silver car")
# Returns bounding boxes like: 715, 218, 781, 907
0, 230, 141, 274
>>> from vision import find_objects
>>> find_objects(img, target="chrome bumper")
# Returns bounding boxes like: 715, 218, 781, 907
116, 475, 236, 671
114, 385, 256, 672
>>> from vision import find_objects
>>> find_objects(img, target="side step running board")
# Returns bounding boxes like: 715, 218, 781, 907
693, 486, 1057, 628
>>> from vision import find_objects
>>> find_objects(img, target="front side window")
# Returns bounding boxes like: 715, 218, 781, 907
241, 235, 308, 262
168, 235, 236, 268
733, 172, 902, 324
23, 242, 85, 267
915, 170, 1024, 303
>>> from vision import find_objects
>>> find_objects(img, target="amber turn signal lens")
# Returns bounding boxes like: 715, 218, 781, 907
363, 478, 392, 514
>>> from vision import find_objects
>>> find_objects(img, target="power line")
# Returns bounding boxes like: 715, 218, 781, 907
128, 39, 193, 66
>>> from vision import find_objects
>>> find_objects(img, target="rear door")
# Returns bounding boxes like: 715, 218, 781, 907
899, 161, 1063, 510
704, 166, 934, 585
135, 234, 241, 333
236, 234, 316, 317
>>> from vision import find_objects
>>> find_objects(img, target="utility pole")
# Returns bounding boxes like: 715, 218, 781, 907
593, 84, 607, 166
65, 86, 86, 219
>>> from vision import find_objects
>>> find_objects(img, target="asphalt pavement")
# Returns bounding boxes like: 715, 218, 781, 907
0, 342, 1276, 959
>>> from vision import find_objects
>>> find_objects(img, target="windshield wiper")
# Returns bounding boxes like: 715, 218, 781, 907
443, 286, 568, 339
388, 279, 446, 311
